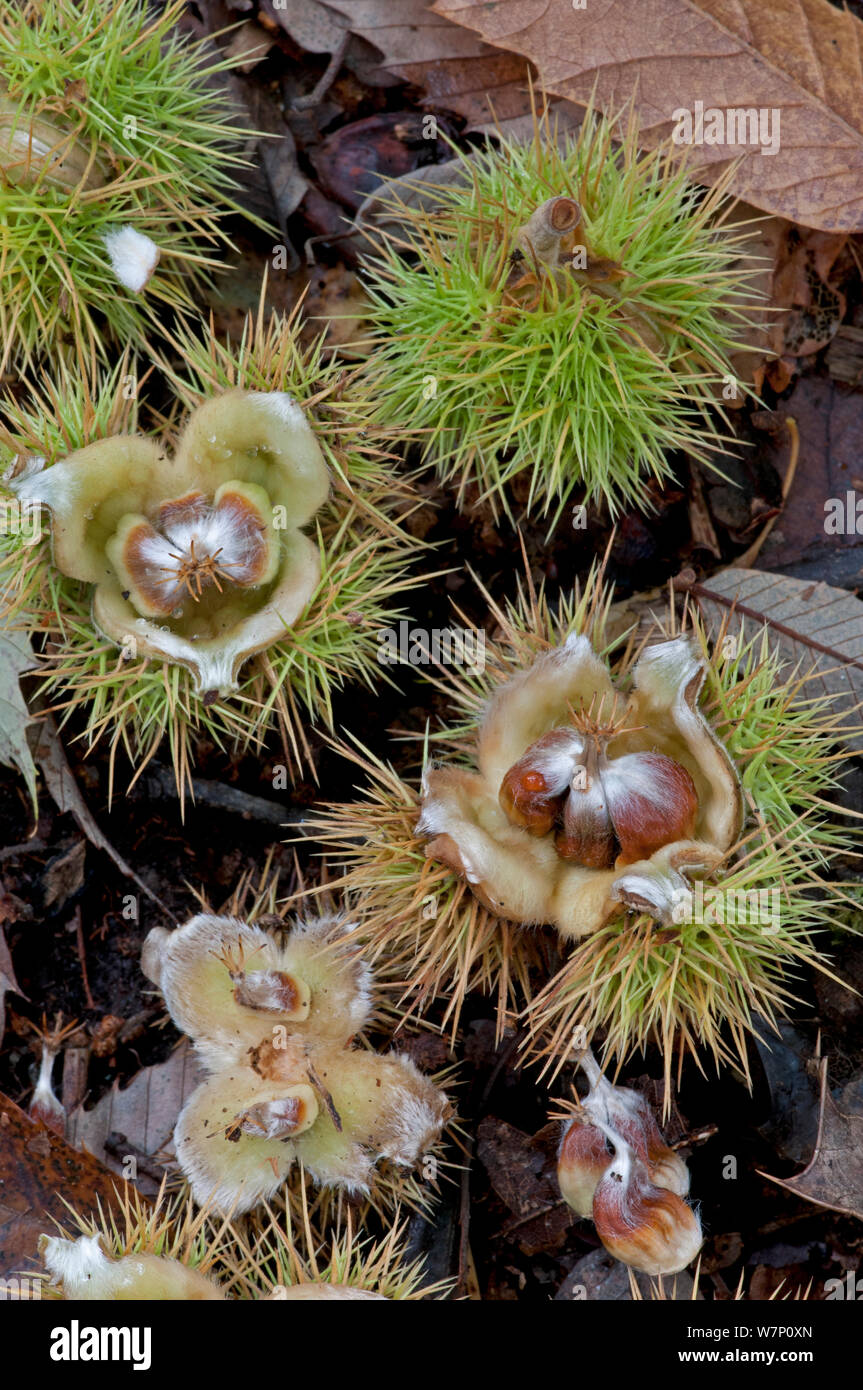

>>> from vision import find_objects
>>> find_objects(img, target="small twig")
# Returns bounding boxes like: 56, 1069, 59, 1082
675, 572, 863, 675
671, 1123, 718, 1151
72, 906, 95, 1010
0, 839, 48, 862
142, 764, 306, 827
306, 1059, 342, 1132
118, 1008, 158, 1045
289, 32, 349, 111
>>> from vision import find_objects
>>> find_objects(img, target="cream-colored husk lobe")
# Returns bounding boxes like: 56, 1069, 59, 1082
40, 1233, 225, 1300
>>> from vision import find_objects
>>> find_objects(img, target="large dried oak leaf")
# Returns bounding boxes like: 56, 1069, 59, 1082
433, 0, 863, 231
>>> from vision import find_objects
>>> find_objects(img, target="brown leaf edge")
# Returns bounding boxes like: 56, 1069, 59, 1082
758, 1057, 863, 1223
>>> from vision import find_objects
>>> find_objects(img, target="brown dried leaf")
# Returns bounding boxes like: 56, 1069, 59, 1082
0, 1090, 133, 1280
41, 839, 86, 910
260, 0, 399, 89
477, 1116, 574, 1255
434, 0, 863, 230
66, 1042, 202, 1196
322, 0, 539, 128
689, 470, 722, 559
223, 20, 274, 73
242, 84, 309, 253
761, 1059, 863, 1221
686, 567, 863, 750
354, 156, 474, 255
771, 230, 849, 358
827, 325, 863, 387
261, 0, 348, 55
0, 625, 37, 811
718, 206, 788, 395
754, 377, 863, 575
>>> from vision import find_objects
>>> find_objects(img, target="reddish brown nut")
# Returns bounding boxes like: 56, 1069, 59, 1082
602, 752, 698, 865
498, 728, 582, 836
557, 1115, 612, 1218
555, 755, 616, 868
233, 969, 310, 1019
592, 1131, 702, 1276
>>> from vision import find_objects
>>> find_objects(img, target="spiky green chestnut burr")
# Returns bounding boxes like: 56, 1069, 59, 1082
34, 1184, 449, 1300
0, 0, 261, 369
358, 109, 760, 522
0, 314, 425, 795
304, 567, 855, 1090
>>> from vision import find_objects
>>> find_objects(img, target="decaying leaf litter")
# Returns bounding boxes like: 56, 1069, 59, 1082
0, 0, 863, 1306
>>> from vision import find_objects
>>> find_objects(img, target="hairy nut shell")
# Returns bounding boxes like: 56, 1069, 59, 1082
602, 752, 698, 866
593, 1153, 702, 1276
558, 1117, 612, 1218
498, 728, 582, 836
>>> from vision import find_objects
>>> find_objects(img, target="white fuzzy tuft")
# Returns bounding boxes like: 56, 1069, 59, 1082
611, 864, 692, 924
42, 1233, 109, 1290
525, 729, 585, 794
128, 617, 241, 693
253, 392, 307, 428
288, 911, 356, 945
601, 753, 685, 821
102, 226, 160, 293
31, 1045, 63, 1128
633, 635, 700, 697
287, 912, 373, 1029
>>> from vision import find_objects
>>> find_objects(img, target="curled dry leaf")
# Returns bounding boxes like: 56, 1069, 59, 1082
259, 0, 393, 89
771, 230, 849, 359
30, 716, 168, 913
433, 0, 863, 231
761, 1059, 863, 1222
477, 1115, 575, 1255
0, 926, 26, 1048
262, 0, 349, 55
354, 156, 473, 256
242, 85, 309, 247
754, 376, 863, 577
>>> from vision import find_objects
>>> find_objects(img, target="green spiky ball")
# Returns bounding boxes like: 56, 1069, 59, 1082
302, 571, 854, 1086
0, 0, 260, 368
358, 112, 760, 521
35, 1184, 450, 1301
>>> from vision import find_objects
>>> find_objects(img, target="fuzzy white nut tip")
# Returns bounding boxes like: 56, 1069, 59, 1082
102, 226, 160, 293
